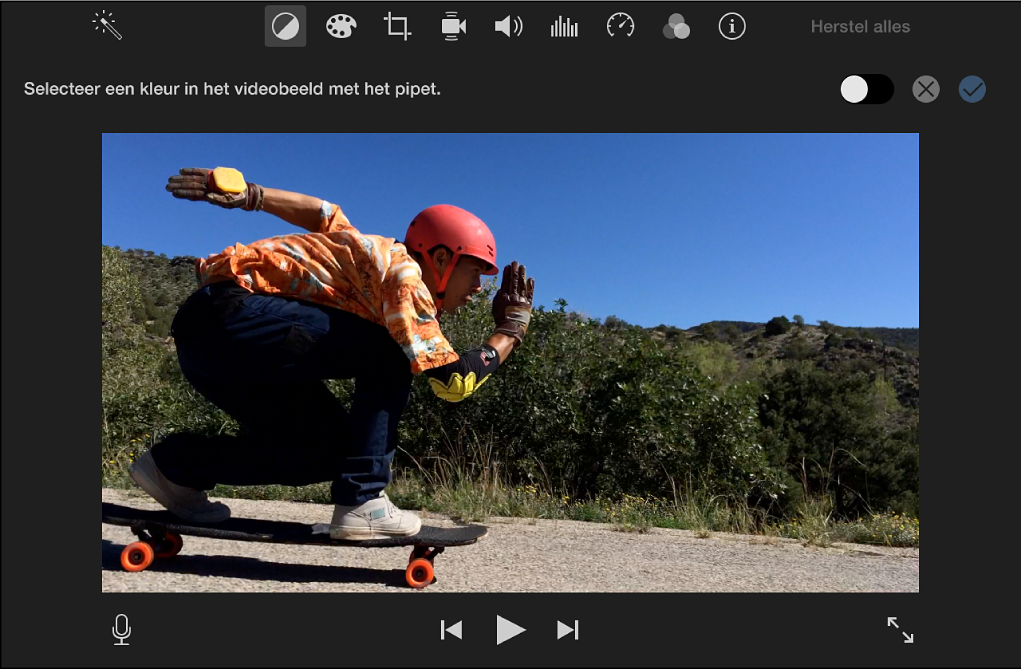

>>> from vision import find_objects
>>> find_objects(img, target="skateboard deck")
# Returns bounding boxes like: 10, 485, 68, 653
102, 502, 486, 588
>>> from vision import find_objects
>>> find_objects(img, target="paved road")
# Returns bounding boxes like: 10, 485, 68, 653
102, 488, 919, 593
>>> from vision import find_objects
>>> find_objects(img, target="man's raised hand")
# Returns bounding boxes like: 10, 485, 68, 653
165, 167, 264, 211
492, 261, 536, 347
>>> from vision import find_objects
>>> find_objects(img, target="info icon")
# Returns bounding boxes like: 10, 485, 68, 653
266, 5, 306, 47
719, 12, 745, 40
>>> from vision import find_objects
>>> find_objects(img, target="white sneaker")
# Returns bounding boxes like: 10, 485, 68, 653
329, 492, 422, 540
128, 451, 231, 523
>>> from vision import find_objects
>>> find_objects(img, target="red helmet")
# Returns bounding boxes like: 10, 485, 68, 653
405, 205, 497, 310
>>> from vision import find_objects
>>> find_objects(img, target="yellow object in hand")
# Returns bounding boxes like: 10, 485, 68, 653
210, 167, 247, 193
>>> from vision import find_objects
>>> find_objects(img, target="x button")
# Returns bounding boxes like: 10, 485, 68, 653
912, 76, 939, 103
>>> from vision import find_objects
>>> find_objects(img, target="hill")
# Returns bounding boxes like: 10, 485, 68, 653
107, 246, 920, 409
107, 246, 920, 402
650, 320, 918, 356
648, 319, 918, 409
102, 245, 920, 519
110, 248, 200, 339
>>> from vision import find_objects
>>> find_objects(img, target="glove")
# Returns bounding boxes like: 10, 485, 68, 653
492, 261, 535, 347
165, 167, 264, 211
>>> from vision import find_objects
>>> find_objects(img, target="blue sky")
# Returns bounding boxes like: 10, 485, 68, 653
102, 133, 919, 329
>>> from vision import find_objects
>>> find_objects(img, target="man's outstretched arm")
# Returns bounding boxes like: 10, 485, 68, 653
166, 167, 323, 233
261, 188, 322, 233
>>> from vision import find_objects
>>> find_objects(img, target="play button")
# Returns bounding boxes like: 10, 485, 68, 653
496, 616, 526, 645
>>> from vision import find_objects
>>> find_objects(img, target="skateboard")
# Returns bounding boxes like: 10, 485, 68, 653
102, 502, 487, 589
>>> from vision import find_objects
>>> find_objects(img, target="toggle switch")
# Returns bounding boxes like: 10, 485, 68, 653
840, 75, 894, 103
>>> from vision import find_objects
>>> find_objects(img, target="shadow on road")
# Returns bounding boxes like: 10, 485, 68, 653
102, 539, 408, 588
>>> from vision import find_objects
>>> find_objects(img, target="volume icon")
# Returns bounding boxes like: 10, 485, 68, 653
496, 15, 523, 37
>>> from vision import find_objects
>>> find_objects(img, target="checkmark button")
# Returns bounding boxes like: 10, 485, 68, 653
959, 75, 986, 103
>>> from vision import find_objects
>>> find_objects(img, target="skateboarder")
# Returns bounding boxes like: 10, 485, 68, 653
128, 167, 535, 540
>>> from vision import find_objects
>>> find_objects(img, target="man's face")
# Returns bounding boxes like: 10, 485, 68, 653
442, 256, 490, 313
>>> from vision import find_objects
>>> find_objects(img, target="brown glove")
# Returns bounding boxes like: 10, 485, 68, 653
165, 167, 264, 211
492, 261, 535, 346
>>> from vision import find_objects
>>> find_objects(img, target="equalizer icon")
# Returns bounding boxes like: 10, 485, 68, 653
551, 16, 578, 37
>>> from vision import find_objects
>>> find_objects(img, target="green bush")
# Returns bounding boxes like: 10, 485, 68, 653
781, 334, 814, 361
394, 284, 783, 507
102, 247, 237, 481
757, 362, 919, 518
764, 316, 791, 337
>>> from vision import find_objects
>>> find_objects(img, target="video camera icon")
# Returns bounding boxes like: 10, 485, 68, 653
443, 12, 466, 41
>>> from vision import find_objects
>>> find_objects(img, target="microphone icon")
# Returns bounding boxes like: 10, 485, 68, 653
112, 614, 131, 645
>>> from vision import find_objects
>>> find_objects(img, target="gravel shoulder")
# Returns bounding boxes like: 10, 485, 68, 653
102, 488, 919, 593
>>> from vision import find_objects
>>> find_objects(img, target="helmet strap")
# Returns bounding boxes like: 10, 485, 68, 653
423, 251, 461, 313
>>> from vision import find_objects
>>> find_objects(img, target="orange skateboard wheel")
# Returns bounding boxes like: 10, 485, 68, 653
121, 541, 155, 572
406, 558, 434, 589
155, 532, 183, 558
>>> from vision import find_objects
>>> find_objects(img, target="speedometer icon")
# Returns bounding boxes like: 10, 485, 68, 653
607, 12, 635, 37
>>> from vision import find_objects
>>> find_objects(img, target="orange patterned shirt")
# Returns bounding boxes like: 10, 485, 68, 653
195, 201, 459, 374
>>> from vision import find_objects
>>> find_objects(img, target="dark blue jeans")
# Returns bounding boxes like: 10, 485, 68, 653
151, 282, 412, 505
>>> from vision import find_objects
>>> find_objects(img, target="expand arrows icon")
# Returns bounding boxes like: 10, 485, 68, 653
887, 617, 913, 643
